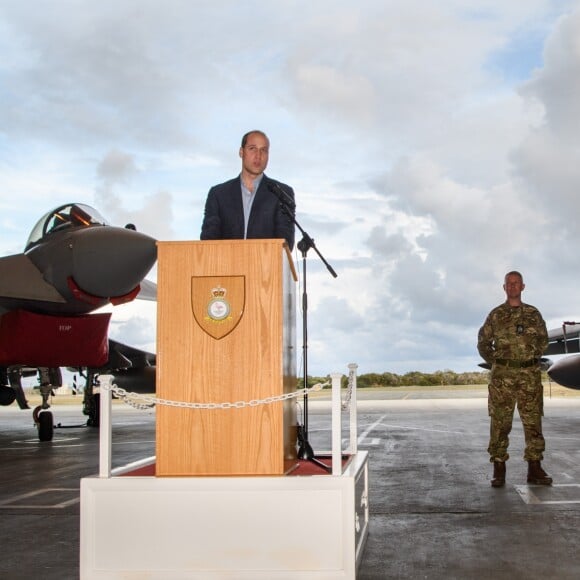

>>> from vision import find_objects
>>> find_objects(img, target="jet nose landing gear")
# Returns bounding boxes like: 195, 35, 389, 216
33, 405, 54, 441
33, 372, 55, 441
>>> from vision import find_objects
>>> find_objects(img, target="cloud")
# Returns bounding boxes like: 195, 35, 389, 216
94, 149, 174, 241
520, 8, 580, 136
514, 9, 580, 230
97, 150, 138, 184
2, 0, 580, 378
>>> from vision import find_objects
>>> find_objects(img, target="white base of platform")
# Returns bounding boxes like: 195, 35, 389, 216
80, 451, 369, 579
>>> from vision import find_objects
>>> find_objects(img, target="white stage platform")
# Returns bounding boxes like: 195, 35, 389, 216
80, 368, 369, 578
80, 451, 368, 579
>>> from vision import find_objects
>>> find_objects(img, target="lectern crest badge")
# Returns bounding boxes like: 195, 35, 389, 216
207, 286, 230, 321
191, 275, 245, 340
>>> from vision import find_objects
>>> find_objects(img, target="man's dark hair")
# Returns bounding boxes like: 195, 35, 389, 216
505, 270, 524, 282
241, 130, 268, 148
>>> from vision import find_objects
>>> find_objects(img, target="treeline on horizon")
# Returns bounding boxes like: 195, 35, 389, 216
301, 369, 491, 388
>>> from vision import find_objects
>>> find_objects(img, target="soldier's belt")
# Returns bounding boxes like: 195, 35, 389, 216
494, 358, 538, 369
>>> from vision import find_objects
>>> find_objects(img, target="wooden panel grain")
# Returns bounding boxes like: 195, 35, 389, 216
155, 240, 297, 476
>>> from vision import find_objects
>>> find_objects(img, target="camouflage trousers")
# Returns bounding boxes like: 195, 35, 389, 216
487, 366, 545, 462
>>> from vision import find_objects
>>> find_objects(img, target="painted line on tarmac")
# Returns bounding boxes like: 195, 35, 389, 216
357, 414, 387, 445
514, 483, 580, 505
0, 488, 80, 509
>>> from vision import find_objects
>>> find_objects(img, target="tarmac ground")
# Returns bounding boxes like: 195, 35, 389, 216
1, 386, 580, 579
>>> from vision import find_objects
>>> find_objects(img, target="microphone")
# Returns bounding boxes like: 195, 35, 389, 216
266, 178, 296, 210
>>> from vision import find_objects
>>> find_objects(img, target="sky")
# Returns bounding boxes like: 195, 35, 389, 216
1, 0, 580, 378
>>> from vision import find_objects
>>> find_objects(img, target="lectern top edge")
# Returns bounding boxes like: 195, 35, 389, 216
156, 239, 298, 281
156, 239, 288, 247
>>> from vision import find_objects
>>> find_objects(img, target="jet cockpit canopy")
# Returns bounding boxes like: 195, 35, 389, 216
25, 204, 109, 251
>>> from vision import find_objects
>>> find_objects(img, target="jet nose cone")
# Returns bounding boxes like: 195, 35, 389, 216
71, 227, 157, 298
547, 354, 580, 390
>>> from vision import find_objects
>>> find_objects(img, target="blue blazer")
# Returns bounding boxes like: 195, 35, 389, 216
200, 175, 295, 249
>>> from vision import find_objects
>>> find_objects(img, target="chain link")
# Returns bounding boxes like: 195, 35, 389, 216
342, 367, 355, 410
101, 380, 329, 411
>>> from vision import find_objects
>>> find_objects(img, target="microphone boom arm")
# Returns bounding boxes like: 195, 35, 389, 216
266, 179, 336, 278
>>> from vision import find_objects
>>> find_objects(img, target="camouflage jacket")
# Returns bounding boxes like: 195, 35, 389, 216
477, 302, 548, 365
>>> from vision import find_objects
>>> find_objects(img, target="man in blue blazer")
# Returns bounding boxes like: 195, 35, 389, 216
200, 130, 295, 250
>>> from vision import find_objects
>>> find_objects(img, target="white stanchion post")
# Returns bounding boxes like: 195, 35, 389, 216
348, 363, 358, 455
99, 379, 112, 478
330, 372, 343, 475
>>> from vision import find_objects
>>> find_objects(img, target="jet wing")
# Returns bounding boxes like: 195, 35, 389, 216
0, 253, 66, 303
105, 338, 156, 370
95, 338, 156, 394
545, 323, 580, 356
136, 279, 157, 301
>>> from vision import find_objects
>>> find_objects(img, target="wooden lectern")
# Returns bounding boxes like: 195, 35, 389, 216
155, 239, 298, 476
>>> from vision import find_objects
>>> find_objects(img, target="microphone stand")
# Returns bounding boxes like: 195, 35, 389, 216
266, 179, 337, 471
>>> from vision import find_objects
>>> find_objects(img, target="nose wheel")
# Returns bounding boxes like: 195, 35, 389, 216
33, 405, 54, 441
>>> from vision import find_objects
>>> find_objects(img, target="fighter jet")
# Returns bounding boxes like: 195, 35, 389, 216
0, 203, 157, 440
545, 321, 580, 389
478, 321, 580, 390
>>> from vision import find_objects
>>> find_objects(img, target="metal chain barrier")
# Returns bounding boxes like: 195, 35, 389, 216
342, 367, 355, 410
100, 380, 329, 411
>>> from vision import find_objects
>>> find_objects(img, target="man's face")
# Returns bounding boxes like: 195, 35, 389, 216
239, 133, 269, 177
503, 274, 525, 300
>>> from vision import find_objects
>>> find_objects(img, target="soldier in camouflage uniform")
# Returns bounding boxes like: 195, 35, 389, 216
477, 271, 552, 487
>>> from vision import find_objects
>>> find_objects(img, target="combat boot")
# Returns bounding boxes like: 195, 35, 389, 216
527, 460, 553, 485
491, 461, 506, 487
